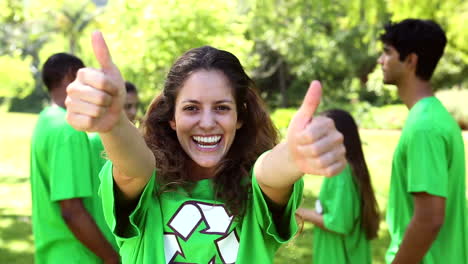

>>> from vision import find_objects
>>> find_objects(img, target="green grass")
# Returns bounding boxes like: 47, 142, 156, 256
0, 113, 37, 264
0, 112, 467, 264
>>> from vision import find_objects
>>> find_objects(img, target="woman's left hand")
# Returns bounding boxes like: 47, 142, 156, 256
286, 81, 346, 177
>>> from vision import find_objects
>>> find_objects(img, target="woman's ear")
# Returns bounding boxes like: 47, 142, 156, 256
236, 120, 243, 129
169, 120, 176, 130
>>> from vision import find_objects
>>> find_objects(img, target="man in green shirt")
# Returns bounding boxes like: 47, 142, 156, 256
30, 53, 119, 263
378, 19, 468, 263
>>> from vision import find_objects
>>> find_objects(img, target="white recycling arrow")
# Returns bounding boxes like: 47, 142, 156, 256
168, 203, 203, 240
165, 201, 239, 263
198, 203, 233, 234
216, 231, 239, 264
164, 233, 183, 264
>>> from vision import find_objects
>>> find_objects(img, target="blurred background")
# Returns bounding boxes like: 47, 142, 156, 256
0, 0, 467, 263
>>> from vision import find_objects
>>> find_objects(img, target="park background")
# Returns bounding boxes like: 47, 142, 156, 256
0, 0, 467, 263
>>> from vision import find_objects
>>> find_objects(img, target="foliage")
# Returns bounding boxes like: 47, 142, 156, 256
387, 0, 468, 91
436, 88, 468, 129
270, 108, 296, 137
0, 0, 105, 112
54, 1, 104, 54
357, 104, 407, 129
42, 0, 254, 106
0, 56, 34, 99
0, 0, 467, 113
245, 0, 390, 107
271, 102, 408, 132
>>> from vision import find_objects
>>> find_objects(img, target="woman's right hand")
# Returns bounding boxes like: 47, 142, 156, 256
65, 31, 127, 133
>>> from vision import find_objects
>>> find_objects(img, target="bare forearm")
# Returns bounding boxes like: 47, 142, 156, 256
296, 208, 327, 230
61, 201, 119, 263
100, 111, 155, 180
256, 142, 303, 189
255, 142, 303, 205
392, 218, 442, 264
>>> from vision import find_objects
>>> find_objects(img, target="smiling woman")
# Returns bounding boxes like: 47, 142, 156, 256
169, 70, 244, 180
64, 31, 347, 264
144, 49, 276, 218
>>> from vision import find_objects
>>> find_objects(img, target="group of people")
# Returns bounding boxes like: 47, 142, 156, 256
30, 18, 467, 264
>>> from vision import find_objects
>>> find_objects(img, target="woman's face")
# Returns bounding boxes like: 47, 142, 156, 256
170, 70, 242, 174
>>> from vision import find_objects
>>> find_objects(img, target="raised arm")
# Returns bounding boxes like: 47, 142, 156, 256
254, 81, 346, 206
65, 32, 154, 200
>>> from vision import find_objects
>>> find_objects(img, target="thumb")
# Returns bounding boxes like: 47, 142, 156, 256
91, 31, 114, 71
293, 80, 322, 129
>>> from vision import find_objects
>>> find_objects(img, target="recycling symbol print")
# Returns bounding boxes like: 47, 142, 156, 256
164, 201, 239, 264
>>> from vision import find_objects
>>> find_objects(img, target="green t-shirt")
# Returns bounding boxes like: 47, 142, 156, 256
386, 97, 468, 263
87, 132, 118, 249
88, 132, 107, 175
99, 160, 304, 263
312, 165, 371, 264
30, 106, 116, 264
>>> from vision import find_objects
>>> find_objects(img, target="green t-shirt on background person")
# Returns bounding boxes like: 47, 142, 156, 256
386, 97, 468, 264
312, 165, 371, 264
99, 160, 304, 263
30, 106, 117, 263
88, 132, 107, 175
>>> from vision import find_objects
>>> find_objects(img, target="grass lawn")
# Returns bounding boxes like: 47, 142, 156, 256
0, 112, 467, 264
0, 113, 36, 264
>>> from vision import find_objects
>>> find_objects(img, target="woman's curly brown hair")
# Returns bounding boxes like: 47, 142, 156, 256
141, 46, 279, 217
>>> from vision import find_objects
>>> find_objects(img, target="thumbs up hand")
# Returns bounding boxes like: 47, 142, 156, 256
286, 81, 346, 177
66, 31, 126, 132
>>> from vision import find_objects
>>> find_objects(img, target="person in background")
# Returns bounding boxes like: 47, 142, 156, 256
123, 81, 140, 124
296, 109, 380, 264
378, 18, 467, 263
30, 52, 119, 263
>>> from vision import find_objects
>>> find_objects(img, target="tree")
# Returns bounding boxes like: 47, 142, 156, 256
93, 0, 255, 106
0, 0, 52, 111
55, 1, 104, 54
246, 0, 390, 108
0, 0, 105, 112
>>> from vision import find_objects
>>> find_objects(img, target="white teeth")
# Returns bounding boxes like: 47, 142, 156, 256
198, 144, 217, 149
193, 136, 221, 144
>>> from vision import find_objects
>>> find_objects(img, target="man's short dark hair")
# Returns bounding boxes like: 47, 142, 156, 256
41, 53, 84, 92
380, 19, 447, 81
125, 81, 138, 94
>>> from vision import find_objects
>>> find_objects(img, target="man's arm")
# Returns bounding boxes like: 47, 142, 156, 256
59, 198, 120, 264
391, 192, 445, 264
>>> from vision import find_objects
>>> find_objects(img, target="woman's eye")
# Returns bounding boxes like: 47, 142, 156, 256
183, 106, 198, 111
215, 105, 231, 111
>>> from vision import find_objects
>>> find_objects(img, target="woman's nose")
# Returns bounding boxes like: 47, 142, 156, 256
199, 110, 216, 129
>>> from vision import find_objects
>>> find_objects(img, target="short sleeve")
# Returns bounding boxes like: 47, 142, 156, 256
406, 129, 448, 197
321, 167, 359, 234
99, 161, 157, 242
251, 155, 304, 243
50, 128, 93, 201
